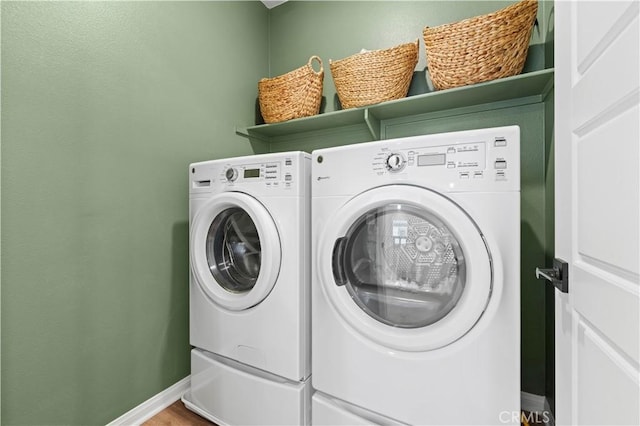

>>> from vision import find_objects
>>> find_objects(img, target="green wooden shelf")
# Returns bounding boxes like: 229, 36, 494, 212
236, 68, 554, 146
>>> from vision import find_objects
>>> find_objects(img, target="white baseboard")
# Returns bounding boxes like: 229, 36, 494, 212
543, 397, 556, 426
521, 391, 546, 413
110, 380, 553, 426
521, 391, 555, 426
107, 376, 190, 426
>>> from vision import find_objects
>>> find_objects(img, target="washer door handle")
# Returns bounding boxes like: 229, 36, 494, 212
332, 237, 347, 286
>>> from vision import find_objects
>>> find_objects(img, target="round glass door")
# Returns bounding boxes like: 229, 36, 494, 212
206, 207, 262, 293
335, 203, 466, 329
190, 192, 281, 311
317, 185, 497, 352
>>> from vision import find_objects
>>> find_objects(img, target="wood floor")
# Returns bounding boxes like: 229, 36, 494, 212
144, 400, 216, 426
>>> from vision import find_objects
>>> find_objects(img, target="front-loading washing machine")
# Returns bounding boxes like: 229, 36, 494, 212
184, 151, 311, 425
311, 126, 521, 425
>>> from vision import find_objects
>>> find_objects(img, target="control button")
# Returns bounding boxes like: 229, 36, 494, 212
385, 153, 406, 172
285, 159, 292, 166
473, 171, 483, 179
494, 160, 507, 169
459, 172, 470, 179
284, 174, 292, 181
494, 138, 507, 147
225, 168, 238, 182
496, 171, 507, 181
447, 147, 456, 154
447, 162, 456, 169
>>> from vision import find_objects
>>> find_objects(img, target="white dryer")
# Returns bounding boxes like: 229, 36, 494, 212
311, 126, 521, 425
184, 152, 311, 425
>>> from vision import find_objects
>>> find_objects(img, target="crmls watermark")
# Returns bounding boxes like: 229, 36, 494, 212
499, 410, 552, 424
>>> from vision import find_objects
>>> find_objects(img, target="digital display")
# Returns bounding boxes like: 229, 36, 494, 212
418, 153, 446, 166
244, 168, 260, 178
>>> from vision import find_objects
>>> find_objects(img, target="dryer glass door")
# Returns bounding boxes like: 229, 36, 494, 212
318, 185, 494, 351
335, 203, 466, 329
206, 207, 261, 293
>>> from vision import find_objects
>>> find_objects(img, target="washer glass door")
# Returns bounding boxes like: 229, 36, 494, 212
191, 192, 281, 311
206, 207, 262, 293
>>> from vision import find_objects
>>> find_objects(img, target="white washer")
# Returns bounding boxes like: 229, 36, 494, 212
311, 126, 521, 425
184, 151, 311, 425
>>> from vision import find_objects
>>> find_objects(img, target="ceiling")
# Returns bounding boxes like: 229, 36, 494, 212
261, 0, 287, 9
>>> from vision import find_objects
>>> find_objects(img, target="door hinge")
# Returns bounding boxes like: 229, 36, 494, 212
535, 258, 569, 293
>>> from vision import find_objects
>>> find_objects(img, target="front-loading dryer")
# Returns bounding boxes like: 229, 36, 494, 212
311, 126, 521, 425
184, 151, 311, 425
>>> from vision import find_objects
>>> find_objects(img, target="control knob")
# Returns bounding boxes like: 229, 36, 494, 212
386, 153, 406, 172
225, 167, 238, 182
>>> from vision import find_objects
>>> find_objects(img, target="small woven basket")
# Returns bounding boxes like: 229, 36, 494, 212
258, 56, 324, 124
423, 0, 538, 91
330, 40, 419, 109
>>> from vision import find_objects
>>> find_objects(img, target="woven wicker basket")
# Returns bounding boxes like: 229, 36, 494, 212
330, 40, 419, 109
423, 0, 538, 91
258, 56, 324, 124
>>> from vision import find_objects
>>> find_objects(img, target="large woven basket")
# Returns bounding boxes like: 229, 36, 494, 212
258, 56, 324, 124
423, 0, 538, 91
330, 40, 419, 109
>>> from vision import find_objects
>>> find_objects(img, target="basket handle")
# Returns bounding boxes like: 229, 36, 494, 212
308, 55, 324, 75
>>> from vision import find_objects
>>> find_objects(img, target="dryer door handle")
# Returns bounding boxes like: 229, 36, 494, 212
332, 237, 348, 286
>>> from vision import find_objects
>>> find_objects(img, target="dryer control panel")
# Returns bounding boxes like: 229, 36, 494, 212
313, 126, 520, 195
375, 141, 487, 173
371, 135, 512, 183
370, 131, 517, 187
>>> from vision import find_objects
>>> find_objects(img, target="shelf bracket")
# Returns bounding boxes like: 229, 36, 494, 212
235, 126, 269, 144
235, 126, 271, 153
364, 109, 381, 140
235, 126, 251, 139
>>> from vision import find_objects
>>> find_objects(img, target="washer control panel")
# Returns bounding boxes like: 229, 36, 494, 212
222, 162, 279, 183
190, 153, 307, 195
220, 160, 294, 187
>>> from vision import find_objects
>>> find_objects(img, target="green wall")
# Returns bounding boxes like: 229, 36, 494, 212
266, 0, 554, 398
1, 1, 267, 424
2, 1, 555, 424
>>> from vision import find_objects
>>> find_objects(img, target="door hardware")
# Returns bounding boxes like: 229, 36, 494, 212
535, 258, 569, 293
332, 237, 347, 286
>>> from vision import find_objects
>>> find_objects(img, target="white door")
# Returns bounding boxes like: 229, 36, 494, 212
554, 1, 639, 425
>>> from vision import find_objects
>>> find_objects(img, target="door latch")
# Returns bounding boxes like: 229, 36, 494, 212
535, 258, 569, 293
